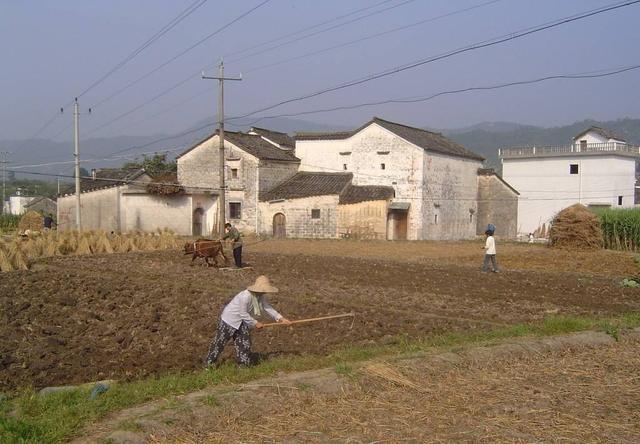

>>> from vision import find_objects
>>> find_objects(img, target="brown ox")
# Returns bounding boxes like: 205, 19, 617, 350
184, 239, 227, 267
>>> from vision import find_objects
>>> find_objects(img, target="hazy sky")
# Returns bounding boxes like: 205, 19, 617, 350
2, 0, 640, 141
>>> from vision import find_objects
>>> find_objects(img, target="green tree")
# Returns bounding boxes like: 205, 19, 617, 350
123, 153, 176, 177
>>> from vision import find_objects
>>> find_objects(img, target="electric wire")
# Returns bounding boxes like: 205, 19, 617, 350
227, 0, 640, 122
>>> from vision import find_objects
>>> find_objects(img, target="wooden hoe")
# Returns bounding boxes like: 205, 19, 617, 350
261, 312, 356, 328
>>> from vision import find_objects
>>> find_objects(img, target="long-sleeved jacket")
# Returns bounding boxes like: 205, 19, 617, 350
220, 290, 282, 329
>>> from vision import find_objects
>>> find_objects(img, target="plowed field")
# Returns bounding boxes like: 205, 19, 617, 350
1, 240, 638, 391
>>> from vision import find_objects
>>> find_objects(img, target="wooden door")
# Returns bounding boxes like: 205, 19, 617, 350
193, 208, 204, 236
273, 213, 286, 238
392, 211, 408, 240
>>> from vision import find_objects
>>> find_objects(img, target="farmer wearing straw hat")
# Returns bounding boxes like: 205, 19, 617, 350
205, 275, 291, 367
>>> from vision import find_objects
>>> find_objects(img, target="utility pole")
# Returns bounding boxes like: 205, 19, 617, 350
0, 151, 8, 215
202, 61, 242, 238
73, 98, 82, 231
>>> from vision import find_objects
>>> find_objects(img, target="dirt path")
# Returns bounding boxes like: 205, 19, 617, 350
74, 328, 640, 443
2, 242, 639, 391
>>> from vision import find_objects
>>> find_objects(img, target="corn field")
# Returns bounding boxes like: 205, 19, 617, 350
0, 214, 21, 234
595, 208, 640, 251
0, 229, 182, 272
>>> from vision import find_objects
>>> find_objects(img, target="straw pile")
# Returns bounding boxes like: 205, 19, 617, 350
146, 172, 184, 196
0, 229, 182, 272
18, 211, 44, 234
549, 204, 603, 250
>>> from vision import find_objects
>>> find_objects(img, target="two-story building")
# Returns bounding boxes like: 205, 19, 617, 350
286, 117, 486, 240
500, 126, 639, 236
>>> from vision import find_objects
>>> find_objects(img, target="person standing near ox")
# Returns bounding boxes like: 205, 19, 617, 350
222, 222, 243, 268
205, 275, 291, 367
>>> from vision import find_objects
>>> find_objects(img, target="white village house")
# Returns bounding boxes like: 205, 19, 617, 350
261, 117, 491, 240
58, 118, 518, 239
500, 126, 639, 236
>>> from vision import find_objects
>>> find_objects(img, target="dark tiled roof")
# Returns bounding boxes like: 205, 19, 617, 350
260, 172, 353, 201
295, 117, 484, 161
339, 185, 395, 204
250, 127, 295, 149
261, 172, 395, 204
573, 126, 627, 142
78, 168, 147, 193
177, 130, 300, 162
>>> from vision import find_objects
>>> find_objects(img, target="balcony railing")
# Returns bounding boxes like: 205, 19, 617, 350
499, 142, 640, 159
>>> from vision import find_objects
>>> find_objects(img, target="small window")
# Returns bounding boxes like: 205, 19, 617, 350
618, 195, 623, 206
434, 214, 438, 224
343, 164, 347, 170
229, 202, 241, 219
570, 164, 579, 174
311, 209, 320, 219
469, 213, 473, 223
380, 163, 386, 170
230, 168, 238, 179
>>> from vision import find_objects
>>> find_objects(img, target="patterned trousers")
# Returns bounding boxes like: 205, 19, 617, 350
205, 320, 253, 366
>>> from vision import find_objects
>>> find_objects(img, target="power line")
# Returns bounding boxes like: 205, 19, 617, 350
222, 0, 396, 60
8, 167, 635, 203
76, 0, 208, 100
12, 1, 208, 146
228, 0, 418, 63
243, 0, 502, 74
16, 61, 639, 166
227, 0, 640, 122
235, 64, 640, 126
83, 0, 418, 136
87, 0, 272, 111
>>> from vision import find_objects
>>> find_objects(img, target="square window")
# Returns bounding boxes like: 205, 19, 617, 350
570, 164, 579, 174
229, 202, 241, 219
618, 195, 623, 206
230, 168, 238, 179
381, 163, 386, 170
311, 209, 320, 219
343, 164, 347, 170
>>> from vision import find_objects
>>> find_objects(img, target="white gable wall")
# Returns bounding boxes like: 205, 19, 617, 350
503, 155, 635, 235
296, 123, 482, 240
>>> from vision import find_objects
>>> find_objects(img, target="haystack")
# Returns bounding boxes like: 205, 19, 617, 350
18, 211, 43, 234
549, 204, 603, 250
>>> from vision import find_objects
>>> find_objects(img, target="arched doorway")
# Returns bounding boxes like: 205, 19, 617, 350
193, 208, 204, 236
273, 213, 286, 238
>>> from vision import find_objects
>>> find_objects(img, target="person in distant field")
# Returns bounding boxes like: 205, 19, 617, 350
204, 275, 291, 367
43, 214, 55, 231
528, 232, 534, 243
222, 222, 243, 268
482, 229, 499, 273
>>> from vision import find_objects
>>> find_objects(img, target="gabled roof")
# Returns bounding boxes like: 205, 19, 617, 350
260, 171, 395, 204
79, 168, 148, 193
295, 117, 484, 161
177, 130, 299, 162
339, 184, 395, 204
477, 168, 519, 195
573, 126, 627, 142
249, 127, 295, 149
261, 172, 352, 201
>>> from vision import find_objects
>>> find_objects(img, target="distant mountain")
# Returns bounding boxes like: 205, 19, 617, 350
3, 117, 639, 180
442, 118, 640, 169
1, 117, 348, 180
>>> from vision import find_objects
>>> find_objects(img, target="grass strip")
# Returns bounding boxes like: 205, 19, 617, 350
2, 312, 640, 443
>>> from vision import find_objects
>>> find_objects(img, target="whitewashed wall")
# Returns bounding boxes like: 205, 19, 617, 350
258, 195, 339, 238
502, 155, 636, 235
422, 152, 481, 240
121, 193, 193, 234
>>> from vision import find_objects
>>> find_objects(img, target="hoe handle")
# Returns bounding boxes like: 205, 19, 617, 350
261, 312, 355, 327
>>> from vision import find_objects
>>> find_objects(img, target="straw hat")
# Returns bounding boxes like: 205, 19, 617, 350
247, 275, 279, 293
